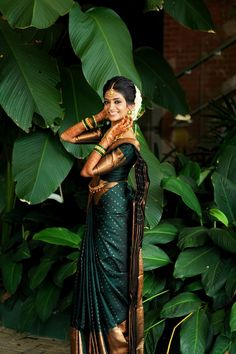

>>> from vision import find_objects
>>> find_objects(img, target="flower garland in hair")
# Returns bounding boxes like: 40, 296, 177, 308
132, 85, 143, 121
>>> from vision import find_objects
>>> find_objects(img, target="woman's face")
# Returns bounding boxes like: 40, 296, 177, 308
104, 89, 132, 122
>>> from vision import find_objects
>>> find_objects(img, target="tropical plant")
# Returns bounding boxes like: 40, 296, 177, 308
0, 0, 221, 350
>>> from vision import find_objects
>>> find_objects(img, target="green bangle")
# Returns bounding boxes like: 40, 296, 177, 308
82, 119, 90, 131
85, 117, 94, 130
91, 115, 98, 128
94, 144, 107, 156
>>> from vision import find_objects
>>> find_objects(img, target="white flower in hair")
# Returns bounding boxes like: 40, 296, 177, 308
132, 86, 143, 121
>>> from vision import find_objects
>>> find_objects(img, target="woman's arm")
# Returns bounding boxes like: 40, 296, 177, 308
60, 109, 106, 143
81, 116, 132, 177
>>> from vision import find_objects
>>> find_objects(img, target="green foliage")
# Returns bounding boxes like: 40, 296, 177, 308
0, 0, 74, 29
69, 4, 141, 97
163, 0, 215, 31
135, 47, 189, 116
1, 2, 234, 353
12, 131, 74, 204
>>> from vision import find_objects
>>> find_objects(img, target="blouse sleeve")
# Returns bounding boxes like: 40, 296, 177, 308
93, 143, 136, 176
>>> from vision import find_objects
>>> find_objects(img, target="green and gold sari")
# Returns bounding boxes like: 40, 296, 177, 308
71, 139, 149, 354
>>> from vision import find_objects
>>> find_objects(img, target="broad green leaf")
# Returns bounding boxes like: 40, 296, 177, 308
0, 0, 74, 29
210, 309, 225, 335
177, 226, 208, 250
159, 162, 176, 178
33, 228, 81, 248
184, 280, 203, 292
210, 335, 230, 354
208, 228, 236, 254
180, 309, 209, 354
201, 259, 231, 297
161, 292, 202, 318
143, 244, 170, 271
174, 246, 220, 278
67, 251, 79, 261
180, 161, 201, 184
59, 292, 73, 312
161, 176, 202, 219
164, 0, 214, 32
225, 267, 236, 298
0, 173, 6, 213
29, 258, 54, 290
212, 172, 236, 225
69, 4, 141, 97
13, 131, 73, 204
59, 65, 103, 159
209, 208, 229, 227
143, 272, 166, 298
0, 22, 64, 132
135, 47, 189, 116
198, 168, 213, 186
144, 0, 164, 12
144, 311, 165, 354
53, 261, 77, 286
35, 282, 60, 321
19, 297, 37, 331
12, 241, 31, 261
230, 302, 236, 332
1, 258, 22, 294
33, 227, 82, 248
216, 145, 236, 183
144, 221, 178, 245
132, 126, 163, 228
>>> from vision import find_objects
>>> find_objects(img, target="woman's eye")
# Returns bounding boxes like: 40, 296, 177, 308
104, 101, 109, 105
114, 100, 121, 104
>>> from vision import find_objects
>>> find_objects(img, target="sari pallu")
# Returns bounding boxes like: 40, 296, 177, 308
71, 141, 149, 354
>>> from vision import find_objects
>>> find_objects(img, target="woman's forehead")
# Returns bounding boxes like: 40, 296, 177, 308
104, 89, 125, 100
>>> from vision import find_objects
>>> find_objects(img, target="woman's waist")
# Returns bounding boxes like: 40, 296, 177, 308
88, 178, 127, 194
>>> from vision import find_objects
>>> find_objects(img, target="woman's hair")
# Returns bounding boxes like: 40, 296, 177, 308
103, 76, 136, 104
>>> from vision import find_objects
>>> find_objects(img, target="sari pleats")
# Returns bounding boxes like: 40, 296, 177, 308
71, 148, 149, 354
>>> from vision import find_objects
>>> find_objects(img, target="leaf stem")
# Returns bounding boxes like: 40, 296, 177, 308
143, 289, 169, 304
166, 312, 193, 354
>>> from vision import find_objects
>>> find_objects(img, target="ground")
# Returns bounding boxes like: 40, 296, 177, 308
0, 327, 69, 354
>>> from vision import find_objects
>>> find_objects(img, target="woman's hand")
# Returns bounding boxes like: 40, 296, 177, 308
101, 116, 133, 147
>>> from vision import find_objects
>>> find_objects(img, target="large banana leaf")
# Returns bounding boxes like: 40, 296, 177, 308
12, 131, 73, 204
0, 0, 74, 29
59, 65, 103, 159
164, 0, 215, 32
135, 47, 189, 117
0, 21, 63, 132
180, 309, 209, 354
69, 4, 141, 97
135, 126, 163, 228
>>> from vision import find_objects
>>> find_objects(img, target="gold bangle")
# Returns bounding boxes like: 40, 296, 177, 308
85, 117, 94, 130
94, 144, 107, 156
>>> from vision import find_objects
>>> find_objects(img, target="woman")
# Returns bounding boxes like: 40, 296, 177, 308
61, 76, 149, 354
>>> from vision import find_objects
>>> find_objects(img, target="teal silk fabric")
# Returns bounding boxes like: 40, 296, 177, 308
71, 144, 137, 351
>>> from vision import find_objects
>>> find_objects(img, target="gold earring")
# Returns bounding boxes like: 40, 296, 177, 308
127, 109, 132, 117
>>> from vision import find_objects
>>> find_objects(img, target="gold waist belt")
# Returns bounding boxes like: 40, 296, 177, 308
88, 179, 127, 194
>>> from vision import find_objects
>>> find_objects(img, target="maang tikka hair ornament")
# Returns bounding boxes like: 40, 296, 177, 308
107, 83, 116, 98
